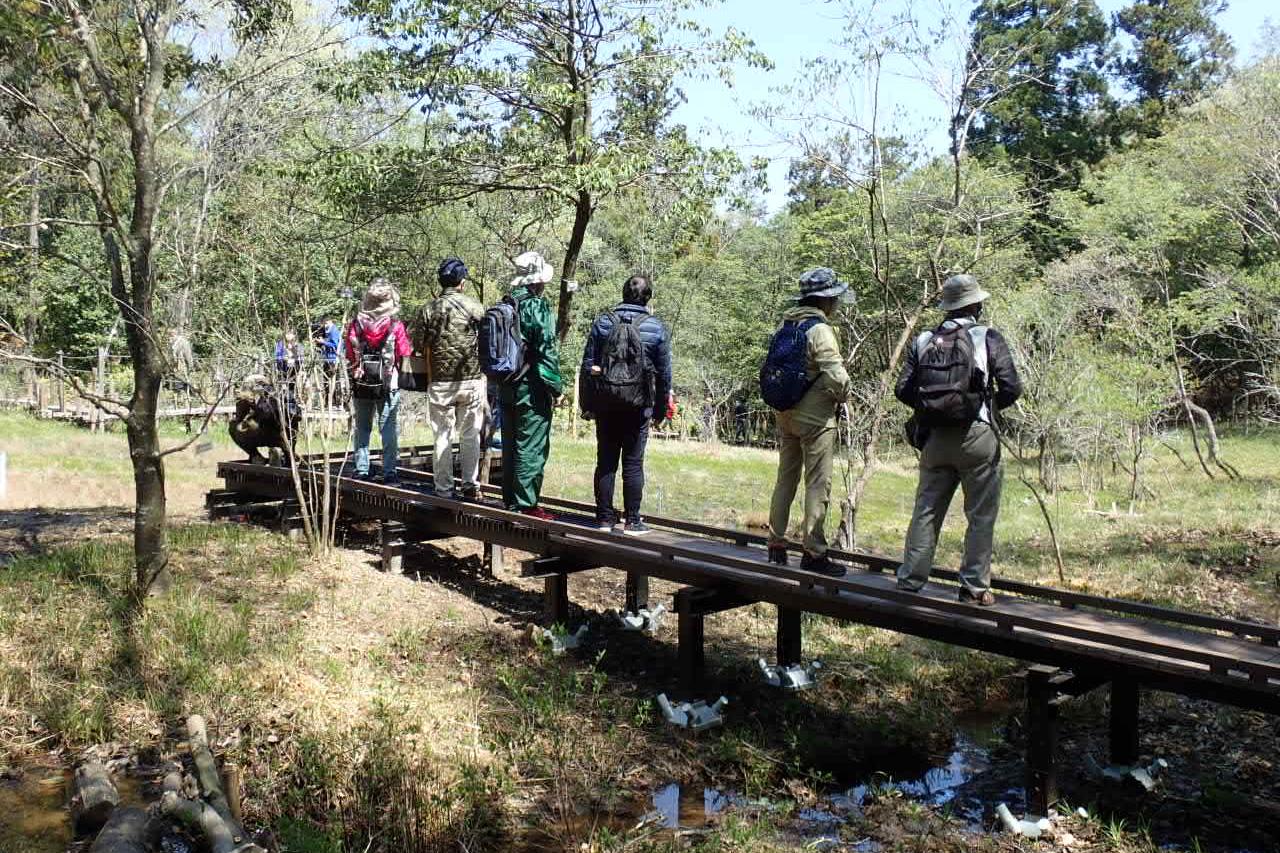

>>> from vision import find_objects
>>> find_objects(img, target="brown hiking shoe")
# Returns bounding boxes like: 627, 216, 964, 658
959, 589, 997, 606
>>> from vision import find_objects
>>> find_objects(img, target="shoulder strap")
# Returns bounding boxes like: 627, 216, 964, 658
969, 325, 989, 378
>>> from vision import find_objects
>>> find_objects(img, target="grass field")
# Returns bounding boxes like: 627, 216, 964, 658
1, 410, 1279, 852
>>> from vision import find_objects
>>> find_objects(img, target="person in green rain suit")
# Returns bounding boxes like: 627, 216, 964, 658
500, 251, 564, 518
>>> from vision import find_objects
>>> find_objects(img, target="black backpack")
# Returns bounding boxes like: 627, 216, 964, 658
478, 294, 528, 384
352, 332, 396, 400
912, 323, 987, 427
759, 317, 823, 411
592, 311, 653, 413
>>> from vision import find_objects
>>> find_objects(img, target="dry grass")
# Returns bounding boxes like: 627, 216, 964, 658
2, 411, 1278, 852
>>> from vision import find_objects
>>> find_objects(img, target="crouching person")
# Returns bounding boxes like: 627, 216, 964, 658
230, 374, 300, 465
894, 275, 1022, 605
580, 274, 672, 535
347, 277, 412, 484
419, 257, 487, 499
760, 268, 851, 577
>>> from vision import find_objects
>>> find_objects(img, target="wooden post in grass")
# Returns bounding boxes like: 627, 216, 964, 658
56, 350, 65, 412
1026, 665, 1061, 815
776, 606, 803, 667
381, 520, 405, 573
675, 588, 705, 693
543, 572, 570, 626
625, 572, 649, 613
1110, 680, 1140, 766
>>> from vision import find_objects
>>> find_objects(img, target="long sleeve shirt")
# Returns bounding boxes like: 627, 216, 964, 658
777, 306, 850, 429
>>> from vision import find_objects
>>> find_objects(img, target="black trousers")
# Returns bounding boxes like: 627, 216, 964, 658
594, 411, 650, 523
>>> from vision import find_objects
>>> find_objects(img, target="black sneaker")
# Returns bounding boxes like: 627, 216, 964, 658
801, 553, 845, 577
767, 544, 789, 566
459, 485, 480, 502
383, 474, 400, 487
621, 520, 650, 536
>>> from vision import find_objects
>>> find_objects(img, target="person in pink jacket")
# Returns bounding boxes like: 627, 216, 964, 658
346, 277, 413, 483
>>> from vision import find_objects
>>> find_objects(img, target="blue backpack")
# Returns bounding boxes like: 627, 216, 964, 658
478, 294, 528, 383
759, 317, 824, 411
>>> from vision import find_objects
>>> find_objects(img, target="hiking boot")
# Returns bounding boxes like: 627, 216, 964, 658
767, 544, 789, 566
621, 520, 650, 537
383, 474, 400, 486
458, 485, 480, 502
801, 553, 846, 577
521, 506, 555, 522
959, 588, 997, 606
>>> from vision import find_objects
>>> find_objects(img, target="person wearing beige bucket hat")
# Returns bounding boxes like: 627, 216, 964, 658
893, 274, 1022, 605
345, 277, 413, 483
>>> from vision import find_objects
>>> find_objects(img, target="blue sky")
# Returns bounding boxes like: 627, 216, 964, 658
673, 0, 1276, 212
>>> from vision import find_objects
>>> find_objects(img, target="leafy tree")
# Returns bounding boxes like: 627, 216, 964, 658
966, 0, 1114, 179
1113, 0, 1235, 136
334, 0, 763, 341
0, 0, 293, 613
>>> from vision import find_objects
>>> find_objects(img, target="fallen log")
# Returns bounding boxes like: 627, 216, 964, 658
71, 759, 119, 834
87, 806, 148, 853
165, 715, 266, 853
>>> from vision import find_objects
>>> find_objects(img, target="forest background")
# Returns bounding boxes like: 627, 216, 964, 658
1, 0, 1279, 594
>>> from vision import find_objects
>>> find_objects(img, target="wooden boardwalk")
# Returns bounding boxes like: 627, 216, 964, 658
213, 446, 1280, 812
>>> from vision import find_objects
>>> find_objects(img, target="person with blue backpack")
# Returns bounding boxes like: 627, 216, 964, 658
579, 274, 672, 535
894, 274, 1022, 606
759, 268, 852, 576
479, 251, 563, 519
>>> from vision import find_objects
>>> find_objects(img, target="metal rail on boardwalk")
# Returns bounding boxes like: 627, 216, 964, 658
217, 450, 1280, 813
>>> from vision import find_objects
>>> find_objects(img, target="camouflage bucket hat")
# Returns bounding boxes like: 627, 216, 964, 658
796, 267, 849, 300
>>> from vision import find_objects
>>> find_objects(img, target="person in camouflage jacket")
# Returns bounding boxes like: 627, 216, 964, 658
419, 257, 487, 499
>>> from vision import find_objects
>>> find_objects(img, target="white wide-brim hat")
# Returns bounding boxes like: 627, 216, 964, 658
511, 251, 554, 288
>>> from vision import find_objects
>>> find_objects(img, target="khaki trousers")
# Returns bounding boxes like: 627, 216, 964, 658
897, 421, 1002, 594
427, 378, 486, 496
767, 416, 836, 557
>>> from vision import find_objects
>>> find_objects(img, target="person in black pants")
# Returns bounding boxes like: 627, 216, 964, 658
580, 275, 672, 536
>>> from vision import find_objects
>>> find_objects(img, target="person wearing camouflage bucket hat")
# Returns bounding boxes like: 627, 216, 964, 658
893, 273, 1022, 606
760, 267, 853, 578
796, 267, 848, 298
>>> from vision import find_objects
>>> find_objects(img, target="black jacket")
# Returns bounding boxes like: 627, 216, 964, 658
894, 321, 1022, 413
580, 303, 672, 419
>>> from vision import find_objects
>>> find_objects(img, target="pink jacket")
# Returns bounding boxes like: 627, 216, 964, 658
345, 316, 411, 369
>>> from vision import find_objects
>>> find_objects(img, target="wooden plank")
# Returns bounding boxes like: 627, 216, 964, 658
218, 462, 1280, 705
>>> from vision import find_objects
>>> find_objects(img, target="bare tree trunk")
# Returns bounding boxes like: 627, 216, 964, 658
556, 188, 593, 342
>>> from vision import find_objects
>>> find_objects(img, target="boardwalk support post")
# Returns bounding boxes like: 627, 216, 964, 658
1026, 665, 1062, 816
1110, 680, 1140, 766
626, 572, 650, 614
381, 520, 405, 573
777, 606, 803, 667
544, 572, 570, 627
483, 543, 503, 577
676, 589, 705, 694
278, 499, 302, 540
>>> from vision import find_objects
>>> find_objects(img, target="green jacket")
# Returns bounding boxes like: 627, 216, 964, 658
418, 287, 485, 383
510, 284, 563, 395
776, 305, 849, 429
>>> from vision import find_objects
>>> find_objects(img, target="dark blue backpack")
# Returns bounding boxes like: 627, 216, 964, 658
759, 317, 823, 411
478, 294, 528, 383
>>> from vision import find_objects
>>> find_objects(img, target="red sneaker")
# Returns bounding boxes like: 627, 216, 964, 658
521, 506, 556, 521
